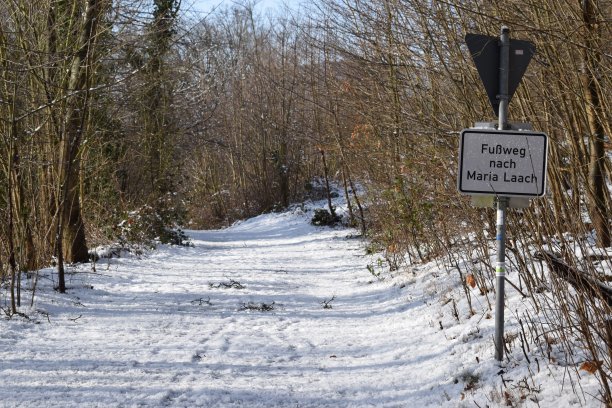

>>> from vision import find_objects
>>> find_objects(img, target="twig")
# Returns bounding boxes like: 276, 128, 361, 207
239, 301, 275, 312
504, 277, 528, 298
209, 279, 245, 289
37, 309, 51, 323
321, 295, 335, 309
191, 297, 212, 306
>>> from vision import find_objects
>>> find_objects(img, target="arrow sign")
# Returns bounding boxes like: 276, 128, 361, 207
465, 33, 536, 116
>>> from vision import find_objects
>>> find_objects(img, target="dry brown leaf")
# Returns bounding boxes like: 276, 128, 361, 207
466, 274, 477, 288
580, 361, 601, 374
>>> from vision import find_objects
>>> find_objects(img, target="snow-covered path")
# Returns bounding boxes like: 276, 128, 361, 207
1, 209, 485, 407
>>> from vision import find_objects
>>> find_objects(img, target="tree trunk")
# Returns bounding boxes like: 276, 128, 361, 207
57, 0, 105, 267
320, 149, 336, 217
60, 150, 89, 263
279, 140, 289, 208
8, 116, 17, 314
583, 0, 610, 248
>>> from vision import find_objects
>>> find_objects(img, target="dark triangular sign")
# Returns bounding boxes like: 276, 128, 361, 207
465, 33, 535, 116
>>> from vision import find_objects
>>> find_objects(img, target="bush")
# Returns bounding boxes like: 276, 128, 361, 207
311, 208, 341, 226
115, 194, 191, 248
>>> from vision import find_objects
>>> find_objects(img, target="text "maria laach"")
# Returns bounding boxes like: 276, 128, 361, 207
467, 143, 537, 184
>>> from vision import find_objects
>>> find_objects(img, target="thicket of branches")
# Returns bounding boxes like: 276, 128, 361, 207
314, 0, 612, 403
0, 0, 610, 403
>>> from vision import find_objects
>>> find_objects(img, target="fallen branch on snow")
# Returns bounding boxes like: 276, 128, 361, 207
534, 251, 612, 308
209, 280, 245, 290
239, 301, 275, 312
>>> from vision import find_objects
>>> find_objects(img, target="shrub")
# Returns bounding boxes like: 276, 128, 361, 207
115, 194, 191, 248
311, 208, 340, 226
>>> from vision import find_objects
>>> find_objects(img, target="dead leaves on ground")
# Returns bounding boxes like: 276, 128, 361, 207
466, 274, 477, 288
580, 360, 603, 374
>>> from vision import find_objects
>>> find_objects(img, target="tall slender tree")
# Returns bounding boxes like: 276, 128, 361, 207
582, 0, 610, 248
53, 0, 107, 290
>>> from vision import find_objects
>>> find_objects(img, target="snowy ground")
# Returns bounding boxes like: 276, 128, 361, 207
0, 204, 603, 407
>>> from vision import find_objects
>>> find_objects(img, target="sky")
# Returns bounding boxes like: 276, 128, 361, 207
187, 0, 301, 16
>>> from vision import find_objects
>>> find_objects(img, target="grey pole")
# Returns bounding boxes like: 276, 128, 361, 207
494, 26, 510, 362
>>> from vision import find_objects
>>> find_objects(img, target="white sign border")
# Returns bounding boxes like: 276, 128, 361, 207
458, 128, 548, 197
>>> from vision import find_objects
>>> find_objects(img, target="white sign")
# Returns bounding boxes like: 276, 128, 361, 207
458, 129, 548, 197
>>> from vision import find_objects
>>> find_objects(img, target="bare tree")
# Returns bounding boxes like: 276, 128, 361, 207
582, 0, 610, 248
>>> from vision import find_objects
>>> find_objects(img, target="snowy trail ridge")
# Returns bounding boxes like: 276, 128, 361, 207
2, 207, 591, 407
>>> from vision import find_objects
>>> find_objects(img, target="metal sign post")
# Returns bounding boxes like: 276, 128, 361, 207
494, 26, 510, 362
460, 26, 546, 363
